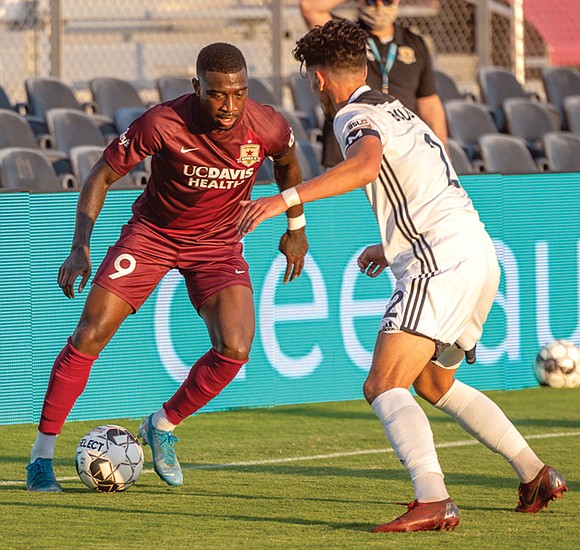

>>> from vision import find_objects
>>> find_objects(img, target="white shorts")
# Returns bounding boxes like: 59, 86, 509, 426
379, 245, 500, 367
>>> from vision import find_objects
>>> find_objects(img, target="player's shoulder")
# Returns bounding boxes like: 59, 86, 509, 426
243, 98, 290, 131
130, 94, 194, 136
145, 93, 194, 120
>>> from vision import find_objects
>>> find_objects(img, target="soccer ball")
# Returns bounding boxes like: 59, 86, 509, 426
534, 339, 580, 389
75, 425, 144, 492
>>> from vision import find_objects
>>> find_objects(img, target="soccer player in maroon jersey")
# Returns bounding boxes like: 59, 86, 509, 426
26, 42, 308, 491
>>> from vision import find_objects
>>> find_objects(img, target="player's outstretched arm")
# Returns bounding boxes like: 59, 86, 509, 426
238, 135, 382, 236
272, 143, 309, 284
58, 157, 122, 298
300, 0, 346, 29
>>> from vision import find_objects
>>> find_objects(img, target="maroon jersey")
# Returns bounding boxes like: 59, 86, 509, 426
104, 94, 293, 245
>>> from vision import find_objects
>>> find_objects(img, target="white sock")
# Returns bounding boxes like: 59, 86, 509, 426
372, 388, 449, 503
30, 432, 57, 462
152, 408, 178, 432
434, 380, 544, 482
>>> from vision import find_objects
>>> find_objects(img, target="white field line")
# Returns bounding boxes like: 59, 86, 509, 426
3, 430, 579, 487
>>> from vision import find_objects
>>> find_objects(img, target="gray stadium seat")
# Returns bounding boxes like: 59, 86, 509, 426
543, 132, 580, 172
478, 134, 539, 174
247, 77, 279, 106
542, 67, 580, 130
478, 67, 542, 131
295, 140, 323, 180
0, 108, 68, 172
69, 145, 145, 189
25, 76, 114, 136
46, 109, 144, 188
447, 139, 474, 175
89, 77, 149, 133
563, 95, 580, 135
46, 108, 106, 156
434, 70, 476, 104
445, 100, 499, 160
0, 147, 77, 191
157, 75, 193, 102
287, 72, 323, 132
503, 98, 559, 158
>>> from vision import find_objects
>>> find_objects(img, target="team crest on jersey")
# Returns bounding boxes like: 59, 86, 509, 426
397, 46, 416, 65
237, 143, 261, 167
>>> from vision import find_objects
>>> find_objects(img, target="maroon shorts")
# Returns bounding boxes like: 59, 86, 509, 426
93, 221, 252, 312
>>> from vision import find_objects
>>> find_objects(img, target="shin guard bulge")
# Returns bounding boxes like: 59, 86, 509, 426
39, 338, 98, 435
372, 388, 446, 482
164, 348, 246, 425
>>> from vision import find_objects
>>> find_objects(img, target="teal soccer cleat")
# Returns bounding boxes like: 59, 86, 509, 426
26, 458, 63, 492
139, 414, 183, 486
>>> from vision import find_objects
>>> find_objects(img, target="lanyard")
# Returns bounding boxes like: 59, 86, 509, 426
366, 38, 398, 94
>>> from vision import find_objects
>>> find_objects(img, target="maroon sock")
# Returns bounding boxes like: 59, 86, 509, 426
164, 348, 246, 425
39, 338, 99, 435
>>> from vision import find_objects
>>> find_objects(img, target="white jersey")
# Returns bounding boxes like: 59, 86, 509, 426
334, 85, 493, 280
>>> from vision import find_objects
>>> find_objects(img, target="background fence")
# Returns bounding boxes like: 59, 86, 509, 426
0, 0, 578, 106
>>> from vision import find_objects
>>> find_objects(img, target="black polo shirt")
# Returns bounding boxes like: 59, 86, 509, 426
364, 23, 437, 112
320, 21, 438, 167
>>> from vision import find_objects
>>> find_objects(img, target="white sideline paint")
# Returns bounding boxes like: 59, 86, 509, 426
3, 431, 579, 486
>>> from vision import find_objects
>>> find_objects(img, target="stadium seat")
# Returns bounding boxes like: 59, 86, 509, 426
46, 108, 106, 156
503, 98, 559, 158
543, 132, 580, 172
434, 70, 476, 104
541, 67, 580, 130
444, 100, 499, 159
286, 72, 323, 132
247, 77, 280, 106
25, 76, 114, 136
0, 84, 28, 114
478, 134, 539, 174
477, 67, 542, 131
0, 108, 68, 173
156, 75, 193, 102
295, 140, 323, 180
69, 145, 146, 189
447, 139, 474, 175
46, 109, 146, 187
89, 77, 149, 133
0, 147, 77, 191
563, 95, 580, 134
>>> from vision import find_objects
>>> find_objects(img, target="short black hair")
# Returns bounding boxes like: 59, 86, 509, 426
293, 19, 368, 72
196, 43, 247, 76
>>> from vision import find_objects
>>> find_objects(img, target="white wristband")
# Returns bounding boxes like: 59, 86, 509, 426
287, 213, 306, 231
281, 187, 302, 208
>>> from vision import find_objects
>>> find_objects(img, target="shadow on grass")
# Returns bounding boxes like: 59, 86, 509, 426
0, 499, 377, 532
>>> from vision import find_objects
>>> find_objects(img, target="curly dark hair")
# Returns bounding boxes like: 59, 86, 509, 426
293, 19, 368, 72
196, 42, 247, 76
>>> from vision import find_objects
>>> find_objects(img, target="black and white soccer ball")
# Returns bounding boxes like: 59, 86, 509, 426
75, 425, 144, 492
534, 339, 580, 389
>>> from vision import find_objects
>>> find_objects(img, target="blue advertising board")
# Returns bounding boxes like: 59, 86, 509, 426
0, 172, 579, 425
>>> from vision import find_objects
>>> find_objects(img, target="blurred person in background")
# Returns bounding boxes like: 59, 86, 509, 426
300, 0, 448, 168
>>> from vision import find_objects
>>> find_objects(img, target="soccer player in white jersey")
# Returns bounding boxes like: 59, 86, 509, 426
238, 19, 568, 532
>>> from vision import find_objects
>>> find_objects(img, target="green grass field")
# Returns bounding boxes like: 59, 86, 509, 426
0, 387, 578, 549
